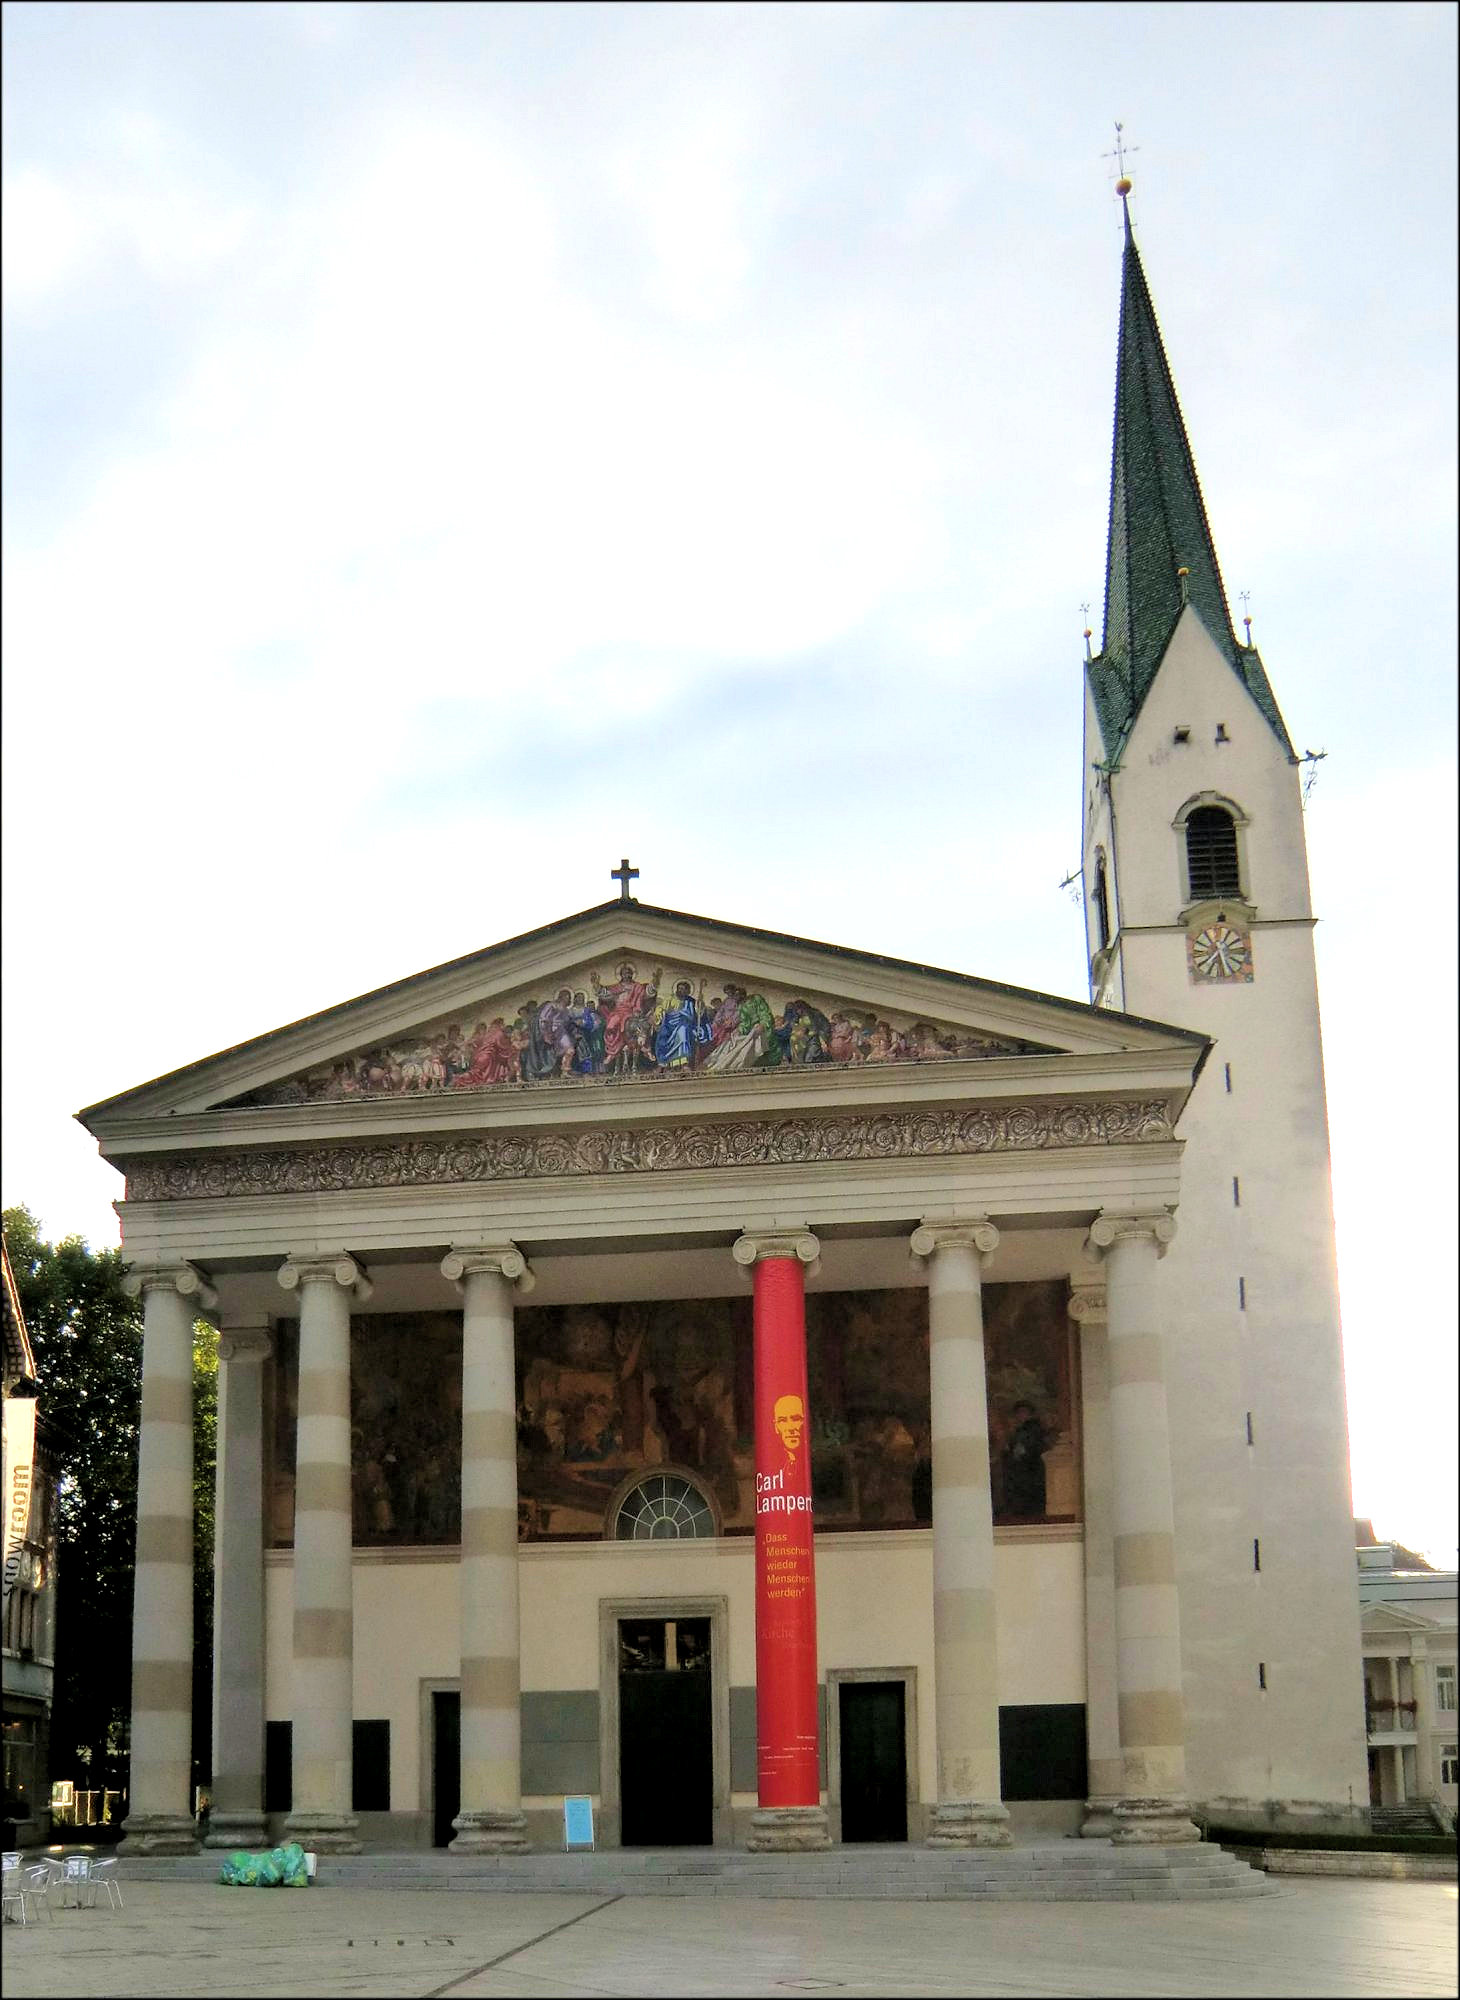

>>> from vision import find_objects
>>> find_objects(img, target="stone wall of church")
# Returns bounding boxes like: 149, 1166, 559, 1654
262, 1529, 1086, 1836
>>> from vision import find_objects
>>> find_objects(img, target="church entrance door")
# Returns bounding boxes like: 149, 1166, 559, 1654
618, 1616, 713, 1846
838, 1680, 907, 1842
432, 1689, 460, 1847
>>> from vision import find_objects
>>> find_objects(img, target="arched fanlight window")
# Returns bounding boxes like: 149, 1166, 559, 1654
1185, 805, 1241, 900
612, 1472, 717, 1541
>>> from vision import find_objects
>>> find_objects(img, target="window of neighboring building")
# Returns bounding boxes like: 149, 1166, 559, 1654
1185, 804, 1242, 900
2, 1714, 39, 1822
1441, 1743, 1459, 1788
1435, 1664, 1457, 1713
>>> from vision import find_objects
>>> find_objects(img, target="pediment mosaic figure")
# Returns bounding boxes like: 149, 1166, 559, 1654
231, 961, 1047, 1107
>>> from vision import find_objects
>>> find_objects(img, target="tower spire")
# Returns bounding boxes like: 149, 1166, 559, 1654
1087, 191, 1294, 764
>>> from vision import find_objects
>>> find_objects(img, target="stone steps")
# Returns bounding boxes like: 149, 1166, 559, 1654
116, 1841, 1273, 1902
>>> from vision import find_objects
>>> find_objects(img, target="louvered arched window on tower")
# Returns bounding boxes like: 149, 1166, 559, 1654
1185, 805, 1241, 900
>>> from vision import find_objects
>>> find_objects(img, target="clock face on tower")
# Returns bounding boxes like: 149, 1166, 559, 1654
1188, 920, 1254, 983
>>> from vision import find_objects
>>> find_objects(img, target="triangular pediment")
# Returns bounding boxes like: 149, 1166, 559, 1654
1361, 1603, 1440, 1634
80, 901, 1208, 1126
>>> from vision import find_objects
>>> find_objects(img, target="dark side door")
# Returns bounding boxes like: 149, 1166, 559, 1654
838, 1680, 907, 1842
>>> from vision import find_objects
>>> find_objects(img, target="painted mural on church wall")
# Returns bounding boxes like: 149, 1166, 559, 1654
264, 1281, 1076, 1546
232, 959, 1051, 1107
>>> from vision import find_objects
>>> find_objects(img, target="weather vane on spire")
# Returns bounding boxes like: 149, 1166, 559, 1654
1239, 589, 1253, 645
1102, 120, 1138, 206
1080, 601, 1093, 661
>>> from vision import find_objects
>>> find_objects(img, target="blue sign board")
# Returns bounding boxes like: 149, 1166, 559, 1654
563, 1795, 595, 1849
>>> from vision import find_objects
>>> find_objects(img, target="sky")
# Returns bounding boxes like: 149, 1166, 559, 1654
2, 2, 1455, 1563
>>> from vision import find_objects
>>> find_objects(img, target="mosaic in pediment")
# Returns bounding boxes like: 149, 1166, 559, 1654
229, 956, 1054, 1107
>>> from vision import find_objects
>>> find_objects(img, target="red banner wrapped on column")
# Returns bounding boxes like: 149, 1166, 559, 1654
753, 1256, 820, 1808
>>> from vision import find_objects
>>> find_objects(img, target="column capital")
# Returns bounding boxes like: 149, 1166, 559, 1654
217, 1327, 272, 1364
1067, 1282, 1108, 1325
910, 1218, 999, 1261
441, 1244, 535, 1294
1086, 1211, 1176, 1260
123, 1261, 218, 1311
277, 1254, 373, 1302
732, 1229, 819, 1267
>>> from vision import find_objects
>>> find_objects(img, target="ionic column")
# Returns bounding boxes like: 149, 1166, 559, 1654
910, 1220, 1011, 1848
441, 1245, 534, 1853
277, 1254, 371, 1854
1086, 1212, 1199, 1844
119, 1262, 214, 1855
205, 1317, 271, 1850
733, 1230, 830, 1853
1070, 1279, 1121, 1837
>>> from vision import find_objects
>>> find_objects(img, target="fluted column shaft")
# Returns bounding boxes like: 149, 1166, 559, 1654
1089, 1212, 1199, 1844
443, 1245, 531, 1853
912, 1221, 1011, 1848
119, 1264, 212, 1854
279, 1255, 368, 1853
206, 1320, 271, 1849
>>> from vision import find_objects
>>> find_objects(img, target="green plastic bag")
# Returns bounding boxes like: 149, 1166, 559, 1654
218, 1842, 309, 1887
278, 1842, 309, 1887
219, 1850, 262, 1886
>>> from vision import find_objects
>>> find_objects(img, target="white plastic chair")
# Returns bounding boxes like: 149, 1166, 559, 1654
86, 1857, 123, 1911
2, 1860, 55, 1925
55, 1854, 92, 1909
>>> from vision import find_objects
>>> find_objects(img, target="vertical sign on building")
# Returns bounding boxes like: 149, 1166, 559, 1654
3, 1392, 37, 1612
753, 1254, 820, 1806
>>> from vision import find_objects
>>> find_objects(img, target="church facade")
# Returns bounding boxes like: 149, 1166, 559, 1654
81, 202, 1368, 1856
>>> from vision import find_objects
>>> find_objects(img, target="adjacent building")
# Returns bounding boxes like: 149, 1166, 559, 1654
1356, 1522, 1458, 1821
2, 1235, 57, 1847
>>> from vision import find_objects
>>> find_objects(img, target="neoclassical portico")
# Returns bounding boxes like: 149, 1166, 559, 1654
82, 900, 1211, 1858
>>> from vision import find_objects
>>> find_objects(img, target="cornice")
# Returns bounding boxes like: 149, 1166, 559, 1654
124, 1096, 1176, 1204
261, 1521, 1084, 1567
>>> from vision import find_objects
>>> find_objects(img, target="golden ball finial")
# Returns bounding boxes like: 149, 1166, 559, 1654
1176, 566, 1190, 578
1116, 176, 1132, 197
1082, 628, 1092, 640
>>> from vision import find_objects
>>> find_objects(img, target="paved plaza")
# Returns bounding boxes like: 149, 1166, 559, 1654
2, 1876, 1456, 1999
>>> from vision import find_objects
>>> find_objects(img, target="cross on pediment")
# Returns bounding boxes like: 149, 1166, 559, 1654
611, 857, 639, 903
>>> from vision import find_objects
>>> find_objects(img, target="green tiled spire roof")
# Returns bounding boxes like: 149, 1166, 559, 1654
1088, 204, 1295, 764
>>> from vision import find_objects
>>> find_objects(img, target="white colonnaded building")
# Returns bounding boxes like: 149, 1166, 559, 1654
79, 195, 1367, 1858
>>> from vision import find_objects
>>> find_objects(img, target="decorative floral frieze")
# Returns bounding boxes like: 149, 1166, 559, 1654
124, 1098, 1174, 1204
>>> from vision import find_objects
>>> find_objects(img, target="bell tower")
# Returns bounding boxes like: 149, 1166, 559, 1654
1080, 184, 1368, 1823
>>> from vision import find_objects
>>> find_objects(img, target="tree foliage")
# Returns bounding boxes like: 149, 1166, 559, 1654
3, 1206, 216, 1799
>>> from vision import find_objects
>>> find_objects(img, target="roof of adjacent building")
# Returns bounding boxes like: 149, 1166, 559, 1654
2, 1234, 37, 1388
1088, 203, 1296, 766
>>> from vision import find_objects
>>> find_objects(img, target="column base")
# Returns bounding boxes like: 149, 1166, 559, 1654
450, 1810, 530, 1853
926, 1799, 1013, 1847
1109, 1796, 1201, 1844
203, 1810, 269, 1851
118, 1813, 199, 1856
283, 1810, 362, 1854
746, 1805, 831, 1851
1080, 1795, 1122, 1838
